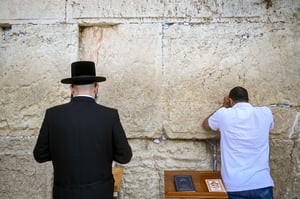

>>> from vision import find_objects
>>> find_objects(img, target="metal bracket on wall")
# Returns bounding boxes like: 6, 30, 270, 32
206, 139, 218, 171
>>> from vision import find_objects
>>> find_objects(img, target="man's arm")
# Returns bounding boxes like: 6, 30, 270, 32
202, 96, 231, 131
112, 111, 132, 164
202, 113, 214, 130
33, 113, 51, 163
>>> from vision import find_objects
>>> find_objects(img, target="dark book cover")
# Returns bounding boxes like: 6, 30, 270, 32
174, 175, 196, 192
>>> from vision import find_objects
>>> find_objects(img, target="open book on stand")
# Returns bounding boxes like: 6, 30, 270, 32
205, 179, 226, 192
174, 175, 195, 192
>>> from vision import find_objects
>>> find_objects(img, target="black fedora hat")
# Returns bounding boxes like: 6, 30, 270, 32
61, 61, 106, 84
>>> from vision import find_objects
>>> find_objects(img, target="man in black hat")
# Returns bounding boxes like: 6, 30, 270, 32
33, 61, 132, 199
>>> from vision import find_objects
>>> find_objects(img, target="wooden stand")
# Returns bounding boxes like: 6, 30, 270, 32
164, 170, 228, 198
112, 167, 124, 199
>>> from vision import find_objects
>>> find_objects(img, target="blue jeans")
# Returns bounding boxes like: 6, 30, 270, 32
227, 187, 273, 199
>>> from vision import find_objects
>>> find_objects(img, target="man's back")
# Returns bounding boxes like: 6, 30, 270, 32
49, 97, 119, 184
34, 97, 132, 199
208, 102, 274, 192
34, 61, 132, 199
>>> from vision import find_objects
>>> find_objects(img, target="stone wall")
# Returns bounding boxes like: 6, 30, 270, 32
0, 0, 299, 198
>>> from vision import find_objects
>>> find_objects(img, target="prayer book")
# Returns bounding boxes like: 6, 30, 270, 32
174, 175, 195, 192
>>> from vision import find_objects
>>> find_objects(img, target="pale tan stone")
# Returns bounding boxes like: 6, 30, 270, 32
0, 137, 52, 199
119, 139, 213, 198
0, 0, 65, 23
0, 0, 299, 199
0, 24, 78, 136
79, 24, 164, 138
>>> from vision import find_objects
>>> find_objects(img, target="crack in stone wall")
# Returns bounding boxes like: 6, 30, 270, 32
0, 0, 299, 198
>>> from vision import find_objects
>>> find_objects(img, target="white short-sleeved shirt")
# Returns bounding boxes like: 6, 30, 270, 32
208, 102, 274, 192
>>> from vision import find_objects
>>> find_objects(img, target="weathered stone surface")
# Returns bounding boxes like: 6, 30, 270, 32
0, 137, 213, 199
0, 137, 52, 199
290, 139, 300, 198
68, 0, 164, 19
0, 24, 78, 136
163, 22, 300, 138
269, 108, 300, 198
271, 107, 299, 139
270, 138, 295, 198
79, 24, 164, 138
1, 1, 299, 24
67, 0, 300, 23
0, 0, 65, 24
0, 0, 299, 199
116, 139, 213, 199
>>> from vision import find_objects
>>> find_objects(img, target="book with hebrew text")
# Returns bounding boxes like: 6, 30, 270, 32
174, 175, 195, 192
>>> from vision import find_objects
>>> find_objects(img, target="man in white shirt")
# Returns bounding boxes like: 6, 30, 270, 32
202, 86, 274, 199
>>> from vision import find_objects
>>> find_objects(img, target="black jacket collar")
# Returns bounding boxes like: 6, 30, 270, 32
71, 96, 96, 103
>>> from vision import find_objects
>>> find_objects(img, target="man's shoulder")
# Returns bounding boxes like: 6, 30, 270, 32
47, 102, 70, 110
254, 106, 272, 112
96, 104, 118, 112
253, 106, 273, 120
45, 101, 119, 116
43, 103, 70, 115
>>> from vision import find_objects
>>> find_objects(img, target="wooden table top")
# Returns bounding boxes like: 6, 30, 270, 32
112, 167, 124, 192
164, 170, 228, 198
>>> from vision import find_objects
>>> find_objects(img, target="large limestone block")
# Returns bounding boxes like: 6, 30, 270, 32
220, 0, 300, 22
165, 0, 300, 22
67, 0, 300, 24
288, 139, 300, 198
68, 0, 164, 19
271, 107, 300, 139
122, 139, 212, 199
162, 22, 300, 138
0, 24, 79, 136
269, 108, 299, 198
0, 155, 52, 199
0, 0, 65, 24
163, 0, 285, 20
270, 138, 295, 199
0, 0, 299, 25
0, 137, 52, 199
79, 24, 163, 138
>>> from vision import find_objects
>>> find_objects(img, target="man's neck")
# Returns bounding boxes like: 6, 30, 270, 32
74, 94, 95, 99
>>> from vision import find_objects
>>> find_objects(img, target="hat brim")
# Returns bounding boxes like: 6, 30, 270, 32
61, 76, 106, 84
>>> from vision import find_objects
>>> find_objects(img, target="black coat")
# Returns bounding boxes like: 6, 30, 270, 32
33, 97, 132, 199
